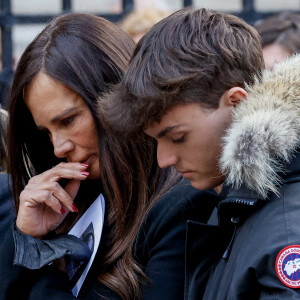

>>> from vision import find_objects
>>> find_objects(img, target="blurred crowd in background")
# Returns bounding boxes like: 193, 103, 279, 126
6, 0, 300, 71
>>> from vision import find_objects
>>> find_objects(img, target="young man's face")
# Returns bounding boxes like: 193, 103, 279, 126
144, 100, 234, 191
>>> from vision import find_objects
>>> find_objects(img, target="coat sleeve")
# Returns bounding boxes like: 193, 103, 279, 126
256, 183, 300, 299
231, 183, 300, 300
135, 181, 217, 300
28, 268, 77, 300
0, 222, 90, 300
255, 244, 300, 300
0, 222, 38, 300
0, 221, 84, 300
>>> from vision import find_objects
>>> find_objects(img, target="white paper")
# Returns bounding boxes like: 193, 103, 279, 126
67, 194, 105, 297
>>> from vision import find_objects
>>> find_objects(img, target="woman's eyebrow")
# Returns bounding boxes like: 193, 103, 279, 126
50, 107, 78, 124
35, 107, 79, 130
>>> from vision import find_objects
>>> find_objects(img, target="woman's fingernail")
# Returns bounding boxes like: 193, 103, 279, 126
72, 203, 79, 213
60, 207, 66, 215
81, 163, 89, 168
81, 171, 89, 176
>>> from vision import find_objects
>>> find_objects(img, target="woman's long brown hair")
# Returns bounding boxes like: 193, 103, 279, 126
8, 13, 179, 300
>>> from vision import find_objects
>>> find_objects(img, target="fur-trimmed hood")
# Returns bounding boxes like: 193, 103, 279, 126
220, 54, 300, 198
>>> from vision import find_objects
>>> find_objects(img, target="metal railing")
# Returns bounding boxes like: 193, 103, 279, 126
0, 0, 135, 106
0, 0, 299, 106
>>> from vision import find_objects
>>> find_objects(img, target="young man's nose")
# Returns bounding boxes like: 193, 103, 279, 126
52, 133, 74, 158
157, 143, 179, 168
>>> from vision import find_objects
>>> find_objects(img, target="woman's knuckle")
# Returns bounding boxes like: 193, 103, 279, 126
20, 190, 27, 199
42, 190, 50, 198
53, 182, 60, 189
28, 176, 37, 184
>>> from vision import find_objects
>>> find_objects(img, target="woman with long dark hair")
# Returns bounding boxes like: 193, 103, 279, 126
0, 13, 217, 300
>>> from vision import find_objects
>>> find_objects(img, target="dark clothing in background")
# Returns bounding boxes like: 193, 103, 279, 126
0, 173, 15, 244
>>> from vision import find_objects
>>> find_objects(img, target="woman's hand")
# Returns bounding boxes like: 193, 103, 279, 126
16, 162, 90, 238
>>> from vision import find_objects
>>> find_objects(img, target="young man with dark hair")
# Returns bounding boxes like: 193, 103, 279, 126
101, 7, 300, 299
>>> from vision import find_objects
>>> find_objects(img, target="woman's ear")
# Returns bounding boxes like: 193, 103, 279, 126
221, 87, 247, 107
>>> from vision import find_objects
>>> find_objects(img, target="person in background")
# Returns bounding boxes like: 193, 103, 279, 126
119, 7, 170, 43
0, 107, 8, 171
0, 12, 217, 300
0, 107, 15, 244
255, 11, 300, 69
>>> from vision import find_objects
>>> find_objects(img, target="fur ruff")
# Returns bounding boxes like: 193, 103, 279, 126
220, 54, 300, 198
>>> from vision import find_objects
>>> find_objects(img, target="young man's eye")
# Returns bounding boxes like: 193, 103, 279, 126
61, 116, 75, 126
172, 136, 185, 144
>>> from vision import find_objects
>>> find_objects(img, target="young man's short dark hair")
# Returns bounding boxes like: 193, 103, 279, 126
100, 7, 264, 134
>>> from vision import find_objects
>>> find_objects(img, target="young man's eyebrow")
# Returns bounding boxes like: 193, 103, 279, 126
157, 125, 181, 138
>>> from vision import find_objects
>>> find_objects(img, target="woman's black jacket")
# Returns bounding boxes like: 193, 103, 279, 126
0, 179, 217, 300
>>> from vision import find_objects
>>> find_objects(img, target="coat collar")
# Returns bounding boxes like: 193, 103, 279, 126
220, 54, 300, 198
217, 182, 265, 225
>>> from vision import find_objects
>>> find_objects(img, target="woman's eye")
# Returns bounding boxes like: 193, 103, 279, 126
38, 128, 52, 140
172, 136, 185, 144
61, 116, 75, 126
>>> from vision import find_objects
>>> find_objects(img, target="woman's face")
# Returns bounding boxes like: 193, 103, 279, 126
24, 72, 100, 180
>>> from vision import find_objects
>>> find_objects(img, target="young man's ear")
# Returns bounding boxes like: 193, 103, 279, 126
221, 87, 247, 107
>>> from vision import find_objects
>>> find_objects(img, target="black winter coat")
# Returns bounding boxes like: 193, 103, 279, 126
187, 55, 300, 299
0, 180, 217, 300
187, 154, 300, 299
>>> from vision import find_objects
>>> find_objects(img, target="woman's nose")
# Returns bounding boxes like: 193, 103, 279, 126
51, 132, 74, 158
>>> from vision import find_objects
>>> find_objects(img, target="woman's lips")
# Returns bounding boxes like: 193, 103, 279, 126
81, 154, 95, 165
